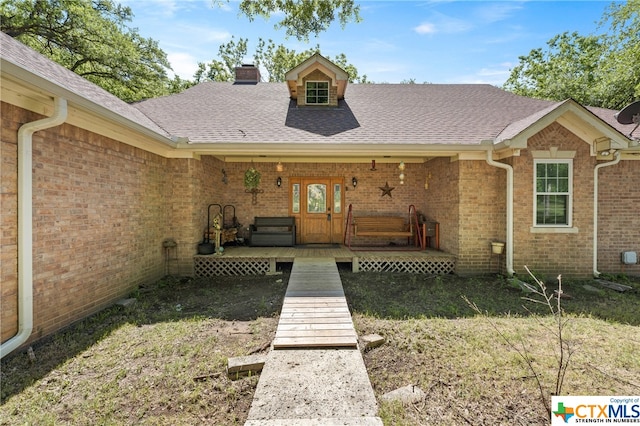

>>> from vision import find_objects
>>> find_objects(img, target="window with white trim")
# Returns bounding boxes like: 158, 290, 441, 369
306, 81, 329, 104
534, 159, 572, 226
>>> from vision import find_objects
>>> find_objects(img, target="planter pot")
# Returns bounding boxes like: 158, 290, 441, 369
491, 242, 505, 255
198, 242, 215, 255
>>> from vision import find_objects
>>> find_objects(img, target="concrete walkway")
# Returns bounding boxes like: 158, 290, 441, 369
245, 258, 382, 425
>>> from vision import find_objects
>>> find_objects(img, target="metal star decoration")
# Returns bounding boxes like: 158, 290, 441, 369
379, 181, 395, 198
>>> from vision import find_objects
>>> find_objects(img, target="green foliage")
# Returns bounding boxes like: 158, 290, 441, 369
1, 0, 361, 100
194, 37, 366, 83
1, 0, 175, 102
232, 0, 362, 42
504, 1, 640, 109
243, 166, 261, 189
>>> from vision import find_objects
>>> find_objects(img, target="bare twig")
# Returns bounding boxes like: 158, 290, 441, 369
463, 265, 574, 418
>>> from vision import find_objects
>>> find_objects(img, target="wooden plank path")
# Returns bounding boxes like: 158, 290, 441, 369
272, 257, 358, 349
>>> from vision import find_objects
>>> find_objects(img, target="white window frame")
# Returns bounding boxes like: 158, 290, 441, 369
533, 159, 573, 228
305, 81, 329, 105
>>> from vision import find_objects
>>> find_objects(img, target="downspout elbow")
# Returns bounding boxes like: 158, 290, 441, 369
1, 97, 68, 359
484, 145, 515, 276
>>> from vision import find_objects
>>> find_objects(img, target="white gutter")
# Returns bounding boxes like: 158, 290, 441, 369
1, 97, 68, 359
483, 142, 515, 276
593, 151, 621, 277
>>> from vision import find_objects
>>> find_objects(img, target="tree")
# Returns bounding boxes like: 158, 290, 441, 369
2, 0, 363, 101
503, 1, 640, 110
194, 38, 367, 83
221, 0, 361, 42
194, 37, 248, 83
503, 32, 605, 107
1, 0, 174, 102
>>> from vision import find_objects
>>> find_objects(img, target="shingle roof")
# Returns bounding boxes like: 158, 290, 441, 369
0, 31, 170, 138
3, 30, 633, 150
134, 82, 563, 145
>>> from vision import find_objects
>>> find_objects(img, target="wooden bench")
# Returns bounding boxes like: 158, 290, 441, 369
250, 217, 296, 246
352, 216, 413, 243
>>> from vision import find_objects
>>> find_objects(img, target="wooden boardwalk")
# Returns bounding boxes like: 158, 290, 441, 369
272, 257, 358, 349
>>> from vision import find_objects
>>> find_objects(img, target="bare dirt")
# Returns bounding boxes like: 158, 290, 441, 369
2, 266, 639, 425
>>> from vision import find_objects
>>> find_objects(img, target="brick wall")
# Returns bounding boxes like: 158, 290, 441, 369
205, 161, 428, 244
512, 122, 597, 278
596, 159, 640, 275
457, 160, 507, 275
422, 158, 461, 256
0, 103, 192, 345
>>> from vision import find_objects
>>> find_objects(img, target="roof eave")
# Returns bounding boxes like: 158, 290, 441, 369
495, 99, 632, 153
1, 58, 181, 156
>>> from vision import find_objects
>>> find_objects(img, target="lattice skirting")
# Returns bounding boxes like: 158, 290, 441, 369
194, 256, 272, 276
356, 256, 456, 274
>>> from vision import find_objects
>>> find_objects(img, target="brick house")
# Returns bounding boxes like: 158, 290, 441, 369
1, 34, 639, 356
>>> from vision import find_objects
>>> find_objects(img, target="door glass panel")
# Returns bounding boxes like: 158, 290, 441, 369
307, 183, 326, 213
333, 184, 341, 213
292, 184, 300, 213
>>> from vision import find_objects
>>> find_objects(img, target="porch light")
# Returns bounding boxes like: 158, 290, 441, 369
276, 161, 284, 172
398, 161, 405, 184
352, 177, 358, 188
276, 176, 282, 187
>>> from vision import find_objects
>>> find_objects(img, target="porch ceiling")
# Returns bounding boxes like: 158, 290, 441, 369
175, 142, 492, 163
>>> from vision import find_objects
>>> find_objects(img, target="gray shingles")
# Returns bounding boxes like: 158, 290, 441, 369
0, 32, 169, 138
134, 82, 562, 145
4, 30, 632, 146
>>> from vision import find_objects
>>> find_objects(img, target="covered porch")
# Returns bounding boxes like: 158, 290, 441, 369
193, 245, 456, 276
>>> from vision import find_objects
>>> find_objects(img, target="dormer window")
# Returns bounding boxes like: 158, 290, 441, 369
285, 53, 348, 107
306, 81, 329, 105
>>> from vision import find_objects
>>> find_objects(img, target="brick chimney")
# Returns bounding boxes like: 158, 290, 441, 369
234, 64, 261, 84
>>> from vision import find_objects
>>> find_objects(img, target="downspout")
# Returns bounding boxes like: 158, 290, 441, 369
483, 142, 515, 276
1, 97, 68, 359
593, 151, 621, 277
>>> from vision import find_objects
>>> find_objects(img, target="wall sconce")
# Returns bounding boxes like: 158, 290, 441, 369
222, 169, 228, 184
370, 160, 376, 171
398, 161, 405, 185
276, 176, 282, 187
276, 161, 284, 172
352, 177, 358, 188
424, 172, 432, 189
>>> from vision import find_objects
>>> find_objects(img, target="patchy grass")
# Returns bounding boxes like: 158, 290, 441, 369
340, 270, 640, 425
1, 273, 288, 425
2, 267, 639, 425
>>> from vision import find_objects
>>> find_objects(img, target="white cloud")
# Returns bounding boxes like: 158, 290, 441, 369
167, 52, 199, 80
414, 12, 472, 35
450, 64, 513, 86
474, 2, 524, 24
363, 38, 397, 52
414, 22, 436, 34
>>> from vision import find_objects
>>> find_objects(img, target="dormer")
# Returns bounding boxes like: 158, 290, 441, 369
285, 53, 349, 107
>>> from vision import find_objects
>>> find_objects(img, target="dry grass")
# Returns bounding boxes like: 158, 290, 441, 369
1, 268, 639, 425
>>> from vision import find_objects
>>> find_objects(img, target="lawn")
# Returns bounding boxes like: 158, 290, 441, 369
1, 266, 639, 425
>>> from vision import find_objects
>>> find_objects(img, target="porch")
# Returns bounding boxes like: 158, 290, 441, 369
193, 245, 456, 276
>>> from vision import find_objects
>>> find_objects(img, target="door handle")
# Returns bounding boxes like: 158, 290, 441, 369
327, 213, 331, 221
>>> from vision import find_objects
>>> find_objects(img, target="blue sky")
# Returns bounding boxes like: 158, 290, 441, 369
124, 0, 614, 85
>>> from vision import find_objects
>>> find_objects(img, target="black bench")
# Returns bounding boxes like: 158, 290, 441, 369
250, 217, 296, 246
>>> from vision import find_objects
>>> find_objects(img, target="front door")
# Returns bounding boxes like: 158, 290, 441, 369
291, 177, 344, 244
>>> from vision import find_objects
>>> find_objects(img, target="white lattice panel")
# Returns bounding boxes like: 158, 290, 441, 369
194, 257, 271, 276
357, 257, 455, 275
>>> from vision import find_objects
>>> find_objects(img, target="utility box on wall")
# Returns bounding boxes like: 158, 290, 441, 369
621, 251, 638, 265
